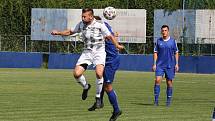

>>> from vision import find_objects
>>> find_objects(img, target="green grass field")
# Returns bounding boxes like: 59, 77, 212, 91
0, 68, 214, 121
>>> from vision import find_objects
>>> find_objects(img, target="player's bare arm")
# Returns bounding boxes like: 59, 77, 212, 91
175, 52, 179, 72
51, 29, 73, 36
152, 52, 158, 72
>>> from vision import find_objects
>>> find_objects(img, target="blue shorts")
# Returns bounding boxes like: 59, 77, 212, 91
103, 57, 120, 84
155, 67, 175, 80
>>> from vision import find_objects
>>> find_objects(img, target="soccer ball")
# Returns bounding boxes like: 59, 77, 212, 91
103, 6, 116, 20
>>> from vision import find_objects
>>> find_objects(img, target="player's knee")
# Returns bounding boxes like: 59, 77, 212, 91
155, 76, 162, 84
96, 73, 103, 79
104, 84, 112, 92
73, 71, 81, 79
95, 65, 104, 79
155, 79, 160, 85
166, 80, 173, 87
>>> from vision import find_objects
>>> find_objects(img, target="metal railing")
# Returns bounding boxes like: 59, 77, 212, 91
0, 35, 214, 55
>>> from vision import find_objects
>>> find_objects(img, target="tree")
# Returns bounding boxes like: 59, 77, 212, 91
0, 0, 215, 53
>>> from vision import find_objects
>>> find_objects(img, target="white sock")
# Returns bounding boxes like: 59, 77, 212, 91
95, 77, 104, 98
75, 75, 88, 89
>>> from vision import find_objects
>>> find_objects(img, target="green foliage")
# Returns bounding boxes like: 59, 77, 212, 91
0, 0, 215, 54
2, 0, 214, 36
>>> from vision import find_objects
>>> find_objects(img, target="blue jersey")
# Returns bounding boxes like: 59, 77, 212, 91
103, 22, 120, 83
104, 22, 119, 64
154, 37, 178, 68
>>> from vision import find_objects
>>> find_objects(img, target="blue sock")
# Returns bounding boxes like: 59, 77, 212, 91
166, 87, 173, 103
154, 85, 160, 102
107, 90, 120, 113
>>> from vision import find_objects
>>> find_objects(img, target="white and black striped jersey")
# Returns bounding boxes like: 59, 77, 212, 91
72, 19, 111, 50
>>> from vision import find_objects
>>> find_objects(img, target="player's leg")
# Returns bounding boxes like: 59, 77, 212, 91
87, 64, 105, 110
100, 57, 120, 106
154, 76, 162, 106
88, 64, 105, 108
165, 68, 175, 106
154, 67, 164, 106
100, 85, 105, 104
74, 50, 92, 100
105, 83, 122, 121
166, 79, 173, 106
87, 64, 104, 110
73, 64, 91, 100
88, 87, 104, 111
95, 64, 105, 98
89, 49, 106, 109
73, 64, 87, 87
104, 63, 121, 121
88, 64, 106, 111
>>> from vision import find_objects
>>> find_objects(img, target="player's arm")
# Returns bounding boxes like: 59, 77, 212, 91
152, 52, 158, 72
106, 35, 124, 50
51, 22, 81, 36
175, 52, 179, 72
51, 29, 73, 36
152, 40, 158, 72
101, 23, 124, 50
174, 40, 179, 72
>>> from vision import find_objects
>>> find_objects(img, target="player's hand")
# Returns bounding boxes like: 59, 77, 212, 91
175, 64, 179, 72
152, 64, 156, 72
51, 30, 59, 35
116, 44, 124, 50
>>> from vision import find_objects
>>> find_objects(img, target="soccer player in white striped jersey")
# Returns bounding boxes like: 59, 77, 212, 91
51, 8, 123, 108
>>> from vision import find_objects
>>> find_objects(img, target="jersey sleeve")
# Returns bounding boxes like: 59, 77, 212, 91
71, 22, 81, 33
104, 22, 114, 35
100, 23, 111, 37
154, 40, 158, 53
173, 40, 179, 53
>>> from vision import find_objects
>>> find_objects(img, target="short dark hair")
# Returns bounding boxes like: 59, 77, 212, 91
94, 16, 102, 20
82, 8, 94, 15
161, 25, 169, 30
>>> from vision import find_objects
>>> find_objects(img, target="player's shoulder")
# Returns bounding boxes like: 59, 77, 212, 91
95, 19, 104, 24
156, 37, 163, 42
77, 21, 83, 25
76, 21, 84, 28
104, 22, 112, 29
169, 37, 177, 43
93, 18, 103, 24
93, 19, 106, 28
169, 37, 175, 40
104, 21, 110, 26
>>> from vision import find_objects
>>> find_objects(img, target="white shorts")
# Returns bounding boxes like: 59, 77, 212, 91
76, 47, 106, 67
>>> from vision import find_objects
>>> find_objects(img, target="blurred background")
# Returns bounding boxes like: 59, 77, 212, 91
0, 0, 215, 55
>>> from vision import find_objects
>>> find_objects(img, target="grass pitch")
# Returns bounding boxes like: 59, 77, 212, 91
0, 68, 214, 121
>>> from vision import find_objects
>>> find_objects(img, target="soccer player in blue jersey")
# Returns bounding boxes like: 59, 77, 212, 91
152, 25, 179, 106
88, 16, 122, 121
